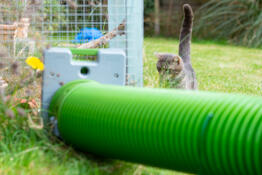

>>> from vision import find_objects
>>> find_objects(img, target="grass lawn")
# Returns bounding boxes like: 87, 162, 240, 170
144, 37, 262, 96
1, 37, 262, 175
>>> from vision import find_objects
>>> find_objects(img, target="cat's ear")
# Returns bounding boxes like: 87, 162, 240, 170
154, 52, 163, 59
174, 56, 182, 65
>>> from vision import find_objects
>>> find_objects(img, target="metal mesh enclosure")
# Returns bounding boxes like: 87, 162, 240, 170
0, 0, 143, 86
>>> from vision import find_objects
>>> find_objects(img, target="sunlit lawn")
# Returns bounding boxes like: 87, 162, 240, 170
144, 37, 262, 96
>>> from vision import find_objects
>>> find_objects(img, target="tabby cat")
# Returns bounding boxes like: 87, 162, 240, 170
156, 4, 197, 90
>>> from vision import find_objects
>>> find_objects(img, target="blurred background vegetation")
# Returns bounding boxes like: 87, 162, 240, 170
145, 0, 262, 47
144, 0, 208, 36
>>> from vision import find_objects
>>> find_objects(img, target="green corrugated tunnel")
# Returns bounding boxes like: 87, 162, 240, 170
49, 80, 262, 175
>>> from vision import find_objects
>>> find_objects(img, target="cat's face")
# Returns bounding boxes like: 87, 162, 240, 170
156, 53, 184, 78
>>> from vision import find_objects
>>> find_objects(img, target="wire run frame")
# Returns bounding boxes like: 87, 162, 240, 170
0, 0, 143, 86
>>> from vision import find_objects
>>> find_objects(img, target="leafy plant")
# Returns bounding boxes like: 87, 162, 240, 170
196, 0, 262, 47
144, 0, 155, 16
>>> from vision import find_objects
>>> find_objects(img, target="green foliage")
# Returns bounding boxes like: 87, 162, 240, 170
144, 0, 154, 16
144, 0, 155, 36
196, 0, 262, 47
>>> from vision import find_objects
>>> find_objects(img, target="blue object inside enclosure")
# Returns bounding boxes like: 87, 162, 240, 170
72, 28, 103, 43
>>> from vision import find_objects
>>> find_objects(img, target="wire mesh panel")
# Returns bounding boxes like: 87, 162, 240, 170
0, 0, 36, 61
108, 0, 144, 86
0, 0, 143, 86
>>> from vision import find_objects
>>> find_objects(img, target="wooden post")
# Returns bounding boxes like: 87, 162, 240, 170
154, 0, 160, 35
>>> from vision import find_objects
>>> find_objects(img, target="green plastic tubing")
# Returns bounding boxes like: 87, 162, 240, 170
49, 80, 262, 175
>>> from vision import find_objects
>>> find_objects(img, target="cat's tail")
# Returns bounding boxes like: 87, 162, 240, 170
179, 4, 193, 64
179, 4, 198, 90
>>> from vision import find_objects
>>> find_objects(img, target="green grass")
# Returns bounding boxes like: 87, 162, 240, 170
1, 37, 262, 175
0, 126, 179, 175
144, 37, 262, 96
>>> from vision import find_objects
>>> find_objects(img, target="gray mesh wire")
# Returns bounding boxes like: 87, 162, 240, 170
0, 0, 143, 86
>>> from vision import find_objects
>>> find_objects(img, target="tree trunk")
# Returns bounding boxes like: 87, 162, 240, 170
154, 0, 160, 35
166, 0, 174, 36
